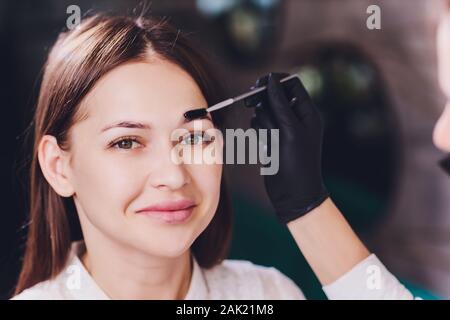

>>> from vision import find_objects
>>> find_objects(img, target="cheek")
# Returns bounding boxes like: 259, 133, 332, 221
190, 162, 222, 211
70, 147, 144, 217
433, 103, 450, 152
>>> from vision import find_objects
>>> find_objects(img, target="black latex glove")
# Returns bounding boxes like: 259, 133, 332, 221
244, 72, 329, 224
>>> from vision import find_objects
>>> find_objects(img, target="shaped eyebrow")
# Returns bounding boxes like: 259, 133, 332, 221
100, 113, 213, 133
182, 112, 213, 124
100, 121, 151, 133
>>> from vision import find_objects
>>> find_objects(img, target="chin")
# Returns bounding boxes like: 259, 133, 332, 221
153, 241, 193, 259
134, 229, 197, 259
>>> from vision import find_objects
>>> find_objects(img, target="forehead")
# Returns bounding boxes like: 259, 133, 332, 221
79, 59, 207, 126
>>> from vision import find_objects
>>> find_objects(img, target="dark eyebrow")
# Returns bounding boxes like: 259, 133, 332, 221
182, 112, 213, 124
100, 121, 151, 133
100, 113, 213, 133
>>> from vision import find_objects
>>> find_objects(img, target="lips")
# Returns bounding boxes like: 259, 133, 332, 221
136, 199, 196, 213
135, 199, 196, 224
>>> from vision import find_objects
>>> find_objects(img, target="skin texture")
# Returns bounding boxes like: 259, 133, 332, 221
38, 57, 223, 299
435, 9, 450, 152
286, 10, 450, 286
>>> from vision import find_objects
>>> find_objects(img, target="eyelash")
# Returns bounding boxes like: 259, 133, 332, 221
179, 131, 214, 146
109, 136, 142, 150
108, 132, 214, 150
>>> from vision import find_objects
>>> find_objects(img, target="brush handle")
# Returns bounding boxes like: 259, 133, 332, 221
206, 74, 299, 113
233, 74, 298, 103
206, 98, 234, 112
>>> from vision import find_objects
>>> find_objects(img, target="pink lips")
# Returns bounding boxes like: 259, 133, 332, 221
135, 199, 196, 224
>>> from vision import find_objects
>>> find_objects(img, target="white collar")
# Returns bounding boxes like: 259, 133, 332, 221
63, 241, 209, 299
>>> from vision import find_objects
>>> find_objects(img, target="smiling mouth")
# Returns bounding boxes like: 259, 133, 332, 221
138, 206, 195, 224
136, 200, 197, 224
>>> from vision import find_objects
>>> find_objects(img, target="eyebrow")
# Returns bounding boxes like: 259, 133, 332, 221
100, 112, 213, 133
184, 112, 213, 123
100, 121, 151, 133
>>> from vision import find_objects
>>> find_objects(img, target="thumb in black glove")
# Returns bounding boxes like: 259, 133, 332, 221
244, 72, 329, 224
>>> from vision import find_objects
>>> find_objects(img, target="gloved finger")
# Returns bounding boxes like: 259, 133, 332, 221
250, 114, 259, 131
244, 95, 266, 109
256, 72, 291, 91
254, 106, 276, 130
286, 78, 324, 130
266, 73, 299, 127
255, 74, 269, 87
283, 76, 310, 103
244, 74, 270, 108
283, 76, 317, 121
269, 73, 301, 114
250, 115, 272, 165
244, 72, 290, 109
294, 98, 322, 129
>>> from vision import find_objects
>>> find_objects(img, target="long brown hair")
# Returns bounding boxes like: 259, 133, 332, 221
15, 13, 233, 295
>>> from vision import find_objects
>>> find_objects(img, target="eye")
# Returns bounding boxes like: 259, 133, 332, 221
109, 136, 142, 150
180, 131, 213, 146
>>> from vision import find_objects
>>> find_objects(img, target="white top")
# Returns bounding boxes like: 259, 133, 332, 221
11, 241, 418, 300
322, 254, 417, 300
11, 241, 305, 300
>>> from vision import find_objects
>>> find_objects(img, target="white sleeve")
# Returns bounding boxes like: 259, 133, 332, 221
322, 254, 419, 300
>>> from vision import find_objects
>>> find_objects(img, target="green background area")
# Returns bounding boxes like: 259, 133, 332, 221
228, 192, 441, 300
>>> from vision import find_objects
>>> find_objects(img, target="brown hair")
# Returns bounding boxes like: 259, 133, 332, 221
15, 13, 233, 295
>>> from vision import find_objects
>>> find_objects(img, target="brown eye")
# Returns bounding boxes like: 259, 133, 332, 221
110, 137, 141, 150
117, 139, 133, 149
180, 132, 211, 146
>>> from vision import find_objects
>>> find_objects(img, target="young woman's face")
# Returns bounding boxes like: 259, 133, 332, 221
435, 12, 450, 152
65, 58, 223, 258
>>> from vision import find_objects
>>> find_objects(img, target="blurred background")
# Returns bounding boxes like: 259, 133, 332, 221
1, 0, 450, 299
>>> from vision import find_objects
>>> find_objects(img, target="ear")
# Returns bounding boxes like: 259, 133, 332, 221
37, 135, 75, 197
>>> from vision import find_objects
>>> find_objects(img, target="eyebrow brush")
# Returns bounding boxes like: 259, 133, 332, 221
183, 74, 299, 120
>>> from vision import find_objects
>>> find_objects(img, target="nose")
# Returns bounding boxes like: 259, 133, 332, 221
148, 140, 191, 191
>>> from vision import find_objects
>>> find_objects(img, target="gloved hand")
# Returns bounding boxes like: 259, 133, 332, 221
244, 72, 329, 224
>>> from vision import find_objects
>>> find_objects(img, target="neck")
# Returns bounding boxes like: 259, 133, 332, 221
80, 234, 193, 300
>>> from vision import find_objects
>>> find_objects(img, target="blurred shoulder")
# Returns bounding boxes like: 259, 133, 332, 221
203, 259, 305, 300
